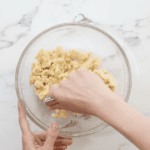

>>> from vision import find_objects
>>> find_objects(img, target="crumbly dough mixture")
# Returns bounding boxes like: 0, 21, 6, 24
30, 46, 117, 118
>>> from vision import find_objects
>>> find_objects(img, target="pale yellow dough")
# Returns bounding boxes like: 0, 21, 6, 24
30, 46, 117, 118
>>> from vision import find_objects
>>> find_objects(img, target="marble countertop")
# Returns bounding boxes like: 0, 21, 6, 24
0, 0, 150, 149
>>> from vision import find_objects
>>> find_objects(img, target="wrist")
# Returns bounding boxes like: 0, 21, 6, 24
99, 98, 150, 150
94, 92, 126, 124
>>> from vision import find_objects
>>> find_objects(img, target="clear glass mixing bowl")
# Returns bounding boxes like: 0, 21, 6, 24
15, 23, 132, 138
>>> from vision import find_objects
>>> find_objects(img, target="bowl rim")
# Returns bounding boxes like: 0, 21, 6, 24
15, 22, 132, 137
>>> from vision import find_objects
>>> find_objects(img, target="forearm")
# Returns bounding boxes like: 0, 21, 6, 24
96, 97, 150, 150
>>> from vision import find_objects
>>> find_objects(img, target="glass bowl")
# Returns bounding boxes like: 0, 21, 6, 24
15, 23, 132, 138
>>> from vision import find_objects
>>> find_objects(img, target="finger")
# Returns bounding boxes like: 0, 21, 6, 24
36, 131, 47, 141
47, 102, 72, 112
48, 101, 73, 111
36, 132, 73, 142
54, 145, 67, 150
54, 139, 73, 146
45, 100, 60, 107
57, 136, 73, 140
36, 133, 73, 148
48, 104, 61, 111
18, 101, 31, 135
48, 101, 86, 115
44, 123, 59, 148
34, 134, 43, 146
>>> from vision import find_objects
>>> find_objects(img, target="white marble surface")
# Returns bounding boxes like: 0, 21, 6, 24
0, 0, 150, 149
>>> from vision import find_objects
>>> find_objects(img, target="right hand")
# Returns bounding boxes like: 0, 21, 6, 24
48, 68, 119, 117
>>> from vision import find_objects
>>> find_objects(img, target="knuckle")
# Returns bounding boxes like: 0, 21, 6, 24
68, 73, 75, 79
77, 67, 83, 72
77, 67, 86, 74
59, 80, 66, 87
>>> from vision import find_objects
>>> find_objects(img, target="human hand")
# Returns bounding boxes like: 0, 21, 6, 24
18, 101, 73, 150
48, 67, 117, 117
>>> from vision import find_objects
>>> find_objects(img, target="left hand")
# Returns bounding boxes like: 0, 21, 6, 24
18, 101, 73, 150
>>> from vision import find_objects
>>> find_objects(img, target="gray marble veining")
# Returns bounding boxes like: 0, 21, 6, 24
0, 0, 150, 149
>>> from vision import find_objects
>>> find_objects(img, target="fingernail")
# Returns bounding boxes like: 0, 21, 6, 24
51, 123, 58, 131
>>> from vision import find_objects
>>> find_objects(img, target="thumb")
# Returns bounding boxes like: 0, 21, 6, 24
44, 123, 59, 148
